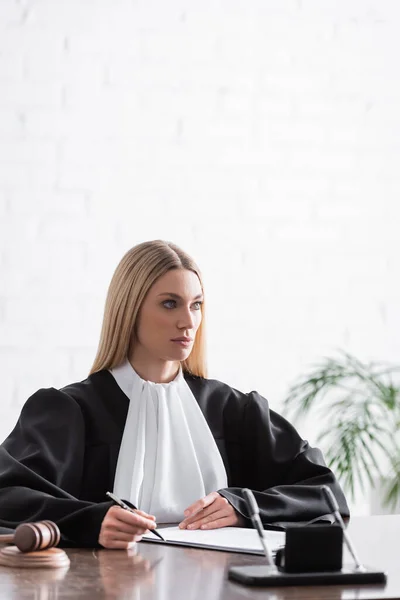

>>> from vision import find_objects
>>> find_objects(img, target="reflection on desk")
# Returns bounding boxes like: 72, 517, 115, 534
0, 562, 69, 600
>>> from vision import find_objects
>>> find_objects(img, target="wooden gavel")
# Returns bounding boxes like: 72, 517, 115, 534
0, 521, 60, 553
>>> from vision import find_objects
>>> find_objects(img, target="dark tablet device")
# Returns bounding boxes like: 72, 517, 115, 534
228, 564, 387, 587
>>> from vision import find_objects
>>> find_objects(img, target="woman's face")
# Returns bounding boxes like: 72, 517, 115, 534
134, 269, 203, 363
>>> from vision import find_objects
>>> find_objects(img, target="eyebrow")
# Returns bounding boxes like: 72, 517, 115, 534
157, 293, 204, 301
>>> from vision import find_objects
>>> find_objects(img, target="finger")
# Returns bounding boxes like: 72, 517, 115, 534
195, 507, 235, 529
135, 509, 156, 520
185, 508, 229, 530
103, 517, 149, 536
112, 507, 156, 530
101, 532, 144, 546
107, 531, 147, 542
107, 505, 155, 524
183, 492, 220, 518
180, 504, 220, 529
180, 497, 229, 528
199, 515, 234, 530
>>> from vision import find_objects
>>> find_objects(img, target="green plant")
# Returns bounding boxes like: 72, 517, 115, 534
283, 351, 400, 507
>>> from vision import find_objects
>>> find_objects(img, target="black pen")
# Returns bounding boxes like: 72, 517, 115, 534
106, 491, 165, 541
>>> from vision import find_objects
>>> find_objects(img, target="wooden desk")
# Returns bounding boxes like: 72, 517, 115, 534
0, 515, 398, 599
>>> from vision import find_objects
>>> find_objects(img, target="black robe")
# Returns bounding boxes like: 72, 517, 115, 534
0, 370, 349, 547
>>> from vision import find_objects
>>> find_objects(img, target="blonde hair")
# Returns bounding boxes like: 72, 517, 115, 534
90, 240, 207, 377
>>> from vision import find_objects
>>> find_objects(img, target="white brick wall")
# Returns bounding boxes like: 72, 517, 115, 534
1, 0, 400, 514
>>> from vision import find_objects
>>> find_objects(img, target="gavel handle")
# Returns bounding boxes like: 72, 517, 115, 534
0, 534, 15, 543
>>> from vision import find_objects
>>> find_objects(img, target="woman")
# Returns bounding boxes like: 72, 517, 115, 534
0, 240, 349, 548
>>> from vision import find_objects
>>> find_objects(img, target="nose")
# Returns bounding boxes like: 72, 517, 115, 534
177, 306, 196, 331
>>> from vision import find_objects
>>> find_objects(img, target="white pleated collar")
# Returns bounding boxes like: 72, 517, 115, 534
110, 359, 228, 522
111, 359, 184, 398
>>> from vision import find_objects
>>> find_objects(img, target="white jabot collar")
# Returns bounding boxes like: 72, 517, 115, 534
110, 360, 228, 523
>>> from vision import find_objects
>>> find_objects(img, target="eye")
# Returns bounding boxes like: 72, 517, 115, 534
162, 299, 203, 310
162, 300, 176, 309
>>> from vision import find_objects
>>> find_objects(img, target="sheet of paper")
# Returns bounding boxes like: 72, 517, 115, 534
142, 526, 285, 555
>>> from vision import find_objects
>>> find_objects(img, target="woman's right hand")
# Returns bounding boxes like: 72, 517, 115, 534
99, 505, 157, 549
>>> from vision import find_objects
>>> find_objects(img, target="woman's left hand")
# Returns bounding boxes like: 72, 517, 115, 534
178, 492, 245, 530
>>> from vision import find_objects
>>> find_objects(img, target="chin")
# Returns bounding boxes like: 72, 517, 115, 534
164, 348, 192, 361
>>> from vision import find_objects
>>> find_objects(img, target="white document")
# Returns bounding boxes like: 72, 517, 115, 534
141, 526, 285, 556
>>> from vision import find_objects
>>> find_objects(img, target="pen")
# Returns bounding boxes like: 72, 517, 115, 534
106, 491, 165, 542
242, 488, 276, 567
321, 485, 365, 572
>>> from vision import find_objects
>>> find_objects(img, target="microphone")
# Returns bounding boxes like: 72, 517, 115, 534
321, 485, 365, 572
242, 488, 276, 568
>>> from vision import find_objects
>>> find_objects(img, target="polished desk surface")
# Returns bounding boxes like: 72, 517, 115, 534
0, 515, 399, 600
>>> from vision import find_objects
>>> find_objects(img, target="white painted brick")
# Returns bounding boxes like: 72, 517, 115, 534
0, 110, 25, 136
0, 27, 66, 57
0, 190, 10, 217
0, 218, 40, 251
36, 215, 94, 244
0, 348, 71, 390
25, 106, 180, 141
8, 190, 90, 216
0, 162, 57, 188
25, 54, 105, 86
3, 295, 80, 329
67, 346, 98, 378
27, 0, 137, 30
21, 109, 71, 138
0, 82, 63, 109
0, 53, 24, 83
0, 140, 57, 164
2, 236, 86, 280
68, 27, 145, 59
0, 2, 28, 27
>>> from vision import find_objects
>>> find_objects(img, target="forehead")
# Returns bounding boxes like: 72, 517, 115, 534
149, 269, 202, 296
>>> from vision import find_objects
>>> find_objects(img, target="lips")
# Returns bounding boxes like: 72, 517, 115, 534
171, 337, 193, 342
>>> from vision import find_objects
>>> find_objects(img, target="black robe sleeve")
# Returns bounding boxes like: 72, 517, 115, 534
217, 391, 350, 528
0, 388, 112, 547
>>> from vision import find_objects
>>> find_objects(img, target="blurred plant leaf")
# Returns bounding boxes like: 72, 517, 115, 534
283, 351, 400, 506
